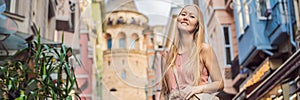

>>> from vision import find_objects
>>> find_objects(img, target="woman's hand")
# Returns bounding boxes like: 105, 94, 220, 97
181, 85, 204, 99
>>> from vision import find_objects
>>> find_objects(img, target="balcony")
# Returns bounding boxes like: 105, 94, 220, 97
237, 0, 291, 68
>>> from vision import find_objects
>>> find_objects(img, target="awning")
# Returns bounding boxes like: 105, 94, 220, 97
233, 49, 300, 99
1, 32, 27, 50
0, 15, 18, 34
0, 9, 27, 56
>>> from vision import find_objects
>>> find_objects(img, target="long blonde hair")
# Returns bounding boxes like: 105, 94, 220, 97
161, 4, 206, 95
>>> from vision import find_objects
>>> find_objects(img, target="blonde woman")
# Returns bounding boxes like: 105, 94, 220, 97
160, 5, 224, 100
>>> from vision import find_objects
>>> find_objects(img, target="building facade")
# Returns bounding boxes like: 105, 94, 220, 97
0, 0, 56, 61
91, 0, 106, 99
199, 0, 238, 98
102, 0, 151, 99
1, 0, 101, 99
55, 0, 102, 99
145, 25, 166, 100
232, 0, 300, 99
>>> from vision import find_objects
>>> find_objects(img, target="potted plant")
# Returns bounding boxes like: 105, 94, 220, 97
0, 31, 80, 100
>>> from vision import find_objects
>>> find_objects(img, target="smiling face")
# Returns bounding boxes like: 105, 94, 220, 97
177, 6, 199, 34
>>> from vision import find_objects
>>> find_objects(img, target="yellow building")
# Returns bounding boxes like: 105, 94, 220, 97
102, 0, 150, 99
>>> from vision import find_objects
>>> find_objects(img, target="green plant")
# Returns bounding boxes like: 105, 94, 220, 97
0, 31, 80, 100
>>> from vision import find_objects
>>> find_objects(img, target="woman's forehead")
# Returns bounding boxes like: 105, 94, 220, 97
181, 6, 198, 14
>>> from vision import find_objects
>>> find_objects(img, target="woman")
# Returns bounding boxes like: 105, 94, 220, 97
160, 5, 224, 100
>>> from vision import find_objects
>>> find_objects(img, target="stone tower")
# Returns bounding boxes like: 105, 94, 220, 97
102, 0, 149, 99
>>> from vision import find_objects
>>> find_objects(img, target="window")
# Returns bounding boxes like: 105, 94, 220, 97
4, 0, 23, 17
108, 38, 112, 49
70, 12, 75, 31
5, 0, 17, 13
130, 39, 135, 49
107, 17, 113, 25
222, 25, 233, 65
131, 33, 139, 50
118, 32, 126, 49
119, 38, 125, 48
121, 70, 126, 79
130, 17, 136, 24
106, 34, 112, 49
236, 0, 244, 35
117, 16, 125, 24
243, 0, 250, 27
256, 0, 271, 19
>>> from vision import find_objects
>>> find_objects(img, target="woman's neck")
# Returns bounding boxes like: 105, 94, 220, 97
179, 30, 194, 54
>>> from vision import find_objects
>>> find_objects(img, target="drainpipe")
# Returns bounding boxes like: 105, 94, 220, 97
286, 0, 298, 49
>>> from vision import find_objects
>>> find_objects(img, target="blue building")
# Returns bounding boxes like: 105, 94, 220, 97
232, 0, 300, 99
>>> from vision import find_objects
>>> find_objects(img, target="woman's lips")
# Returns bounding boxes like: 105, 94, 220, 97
181, 22, 189, 26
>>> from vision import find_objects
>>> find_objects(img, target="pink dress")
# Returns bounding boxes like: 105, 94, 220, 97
165, 52, 209, 99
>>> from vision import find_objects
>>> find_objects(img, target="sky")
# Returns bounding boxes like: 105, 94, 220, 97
104, 0, 184, 26
134, 0, 171, 26
134, 0, 185, 26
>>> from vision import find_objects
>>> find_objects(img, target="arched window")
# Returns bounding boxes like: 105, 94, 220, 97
121, 70, 126, 79
118, 32, 126, 49
107, 17, 113, 25
105, 33, 112, 49
131, 33, 139, 50
117, 16, 125, 24
130, 17, 136, 24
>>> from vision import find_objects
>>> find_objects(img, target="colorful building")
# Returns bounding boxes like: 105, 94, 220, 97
199, 1, 238, 99
232, 0, 300, 99
1, 0, 102, 99
0, 0, 56, 62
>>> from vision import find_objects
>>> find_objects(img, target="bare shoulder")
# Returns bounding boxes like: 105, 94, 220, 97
201, 43, 213, 52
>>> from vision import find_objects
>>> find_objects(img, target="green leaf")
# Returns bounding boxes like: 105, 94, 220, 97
44, 45, 50, 52
74, 93, 81, 100
28, 79, 35, 86
62, 31, 64, 43
0, 27, 80, 99
17, 62, 23, 71
61, 44, 67, 56
42, 75, 47, 80
8, 80, 12, 90
66, 95, 72, 100
15, 90, 26, 100
45, 56, 53, 67
53, 49, 60, 57
0, 66, 7, 71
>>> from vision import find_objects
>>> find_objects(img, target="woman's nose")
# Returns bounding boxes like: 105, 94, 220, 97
183, 16, 188, 21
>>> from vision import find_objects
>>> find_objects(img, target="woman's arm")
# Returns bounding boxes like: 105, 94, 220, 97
185, 44, 224, 99
200, 44, 224, 92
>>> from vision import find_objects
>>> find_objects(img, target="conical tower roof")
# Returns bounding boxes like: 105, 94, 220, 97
106, 0, 138, 12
